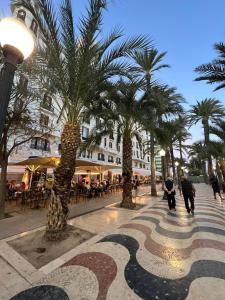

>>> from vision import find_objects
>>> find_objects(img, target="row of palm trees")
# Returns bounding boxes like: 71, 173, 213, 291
12, 0, 189, 240
187, 32, 225, 181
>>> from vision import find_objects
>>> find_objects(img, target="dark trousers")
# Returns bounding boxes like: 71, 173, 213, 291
183, 194, 194, 212
167, 193, 176, 209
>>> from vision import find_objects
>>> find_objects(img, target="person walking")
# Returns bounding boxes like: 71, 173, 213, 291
209, 175, 223, 200
164, 177, 176, 211
181, 176, 196, 215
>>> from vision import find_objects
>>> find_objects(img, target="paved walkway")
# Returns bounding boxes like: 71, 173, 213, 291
0, 185, 151, 239
1, 184, 225, 299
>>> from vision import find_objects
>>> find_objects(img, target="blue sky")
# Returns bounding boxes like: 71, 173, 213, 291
1, 0, 225, 141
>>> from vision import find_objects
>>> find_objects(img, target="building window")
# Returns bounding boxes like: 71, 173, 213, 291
82, 126, 89, 140
117, 144, 120, 152
30, 138, 50, 151
40, 114, 49, 127
133, 150, 135, 156
147, 156, 150, 162
30, 19, 38, 35
116, 157, 121, 164
98, 153, 105, 161
135, 162, 138, 167
83, 114, 90, 124
109, 132, 114, 140
58, 144, 61, 154
136, 142, 139, 149
96, 117, 101, 128
81, 150, 86, 158
109, 142, 112, 148
143, 164, 145, 168
108, 155, 114, 163
140, 163, 142, 168
87, 150, 92, 159
17, 9, 26, 21
104, 138, 107, 147
41, 94, 52, 111
136, 151, 139, 158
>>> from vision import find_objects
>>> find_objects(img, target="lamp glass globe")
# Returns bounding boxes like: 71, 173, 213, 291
0, 17, 34, 60
159, 149, 166, 157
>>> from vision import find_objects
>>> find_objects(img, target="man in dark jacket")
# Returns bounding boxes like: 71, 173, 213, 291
181, 176, 196, 215
209, 175, 223, 200
164, 177, 176, 211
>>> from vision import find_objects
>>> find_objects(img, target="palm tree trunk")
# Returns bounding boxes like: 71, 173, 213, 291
170, 145, 176, 183
150, 132, 157, 196
220, 160, 225, 181
121, 130, 135, 209
202, 160, 208, 183
203, 119, 213, 176
165, 148, 171, 178
45, 122, 81, 240
179, 139, 183, 161
216, 160, 223, 186
0, 162, 7, 219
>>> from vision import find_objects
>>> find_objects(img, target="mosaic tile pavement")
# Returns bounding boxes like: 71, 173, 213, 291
9, 185, 225, 299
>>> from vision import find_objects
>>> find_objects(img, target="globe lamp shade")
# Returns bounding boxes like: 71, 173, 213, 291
159, 149, 166, 157
0, 17, 34, 63
175, 161, 179, 167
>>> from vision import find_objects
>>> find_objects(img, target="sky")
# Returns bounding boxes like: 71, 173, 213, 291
1, 0, 225, 141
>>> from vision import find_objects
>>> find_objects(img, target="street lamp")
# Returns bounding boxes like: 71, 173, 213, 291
159, 149, 166, 193
159, 149, 166, 157
175, 161, 179, 167
0, 17, 34, 137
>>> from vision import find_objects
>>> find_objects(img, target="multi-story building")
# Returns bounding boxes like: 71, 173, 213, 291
6, 4, 152, 182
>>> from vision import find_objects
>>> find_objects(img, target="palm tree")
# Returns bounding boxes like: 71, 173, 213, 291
210, 120, 225, 180
188, 141, 208, 182
143, 86, 185, 180
189, 99, 225, 177
155, 118, 188, 181
195, 43, 225, 91
89, 80, 145, 208
13, 0, 150, 239
131, 48, 170, 196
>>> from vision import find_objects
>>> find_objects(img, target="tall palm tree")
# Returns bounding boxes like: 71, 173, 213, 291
143, 86, 184, 180
188, 141, 208, 182
210, 120, 225, 180
189, 99, 225, 177
131, 48, 170, 196
87, 79, 145, 208
13, 0, 150, 239
195, 43, 225, 91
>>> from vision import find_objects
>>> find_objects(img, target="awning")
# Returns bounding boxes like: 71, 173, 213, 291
133, 168, 150, 176
75, 164, 121, 174
133, 169, 162, 177
11, 157, 121, 172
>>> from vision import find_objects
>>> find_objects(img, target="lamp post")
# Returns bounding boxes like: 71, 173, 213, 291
175, 161, 180, 184
159, 149, 166, 182
0, 17, 34, 137
159, 149, 166, 199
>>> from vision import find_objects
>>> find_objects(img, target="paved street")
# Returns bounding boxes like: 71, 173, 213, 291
1, 184, 225, 299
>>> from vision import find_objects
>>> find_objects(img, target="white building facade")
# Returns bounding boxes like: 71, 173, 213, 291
7, 4, 151, 181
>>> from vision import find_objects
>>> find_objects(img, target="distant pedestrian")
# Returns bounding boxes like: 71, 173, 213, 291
133, 179, 139, 198
164, 177, 176, 211
210, 175, 223, 200
181, 176, 196, 215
